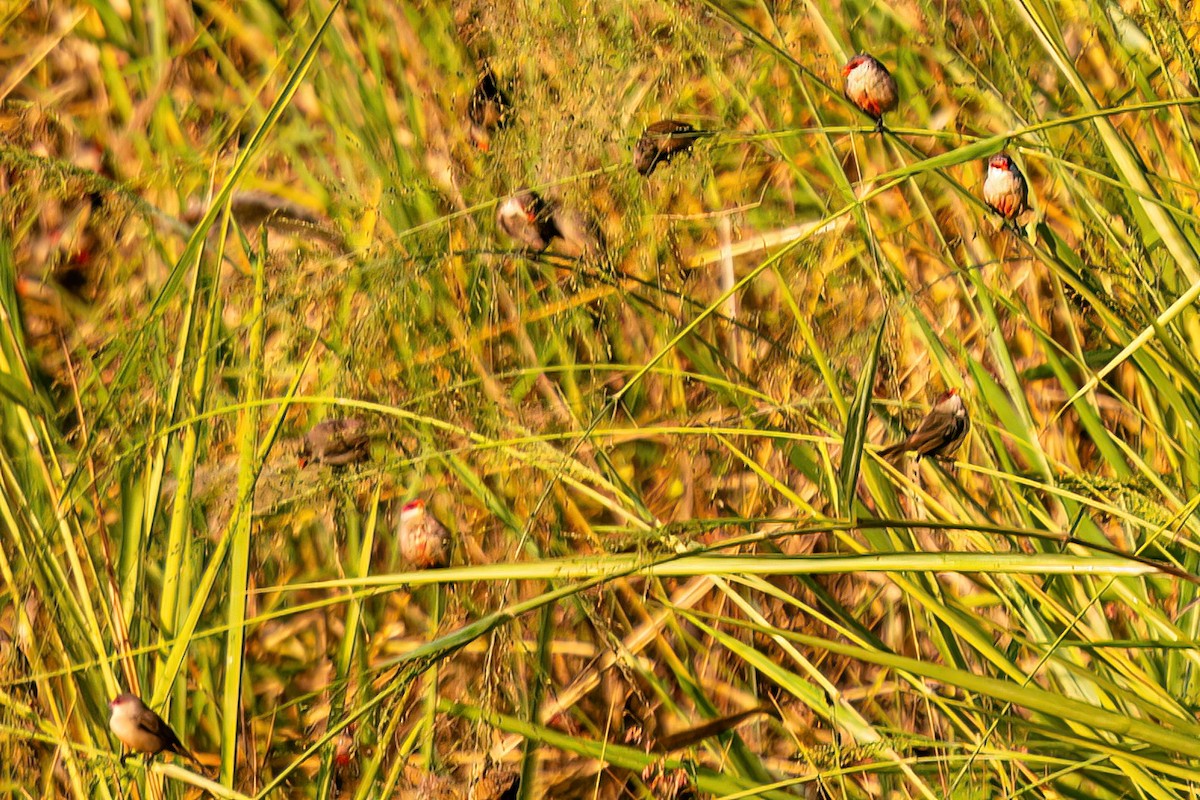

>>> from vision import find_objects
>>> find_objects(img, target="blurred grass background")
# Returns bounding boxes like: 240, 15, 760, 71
4, 0, 1200, 797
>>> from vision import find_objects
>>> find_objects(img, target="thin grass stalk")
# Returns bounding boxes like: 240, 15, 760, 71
716, 614, 1200, 758
0, 495, 105, 800
355, 682, 419, 800
0, 241, 115, 797
154, 347, 314, 700
515, 601, 554, 799
316, 482, 382, 796
702, 592, 941, 799
1010, 0, 1200, 286
220, 232, 266, 784
156, 200, 221, 646
420, 582, 444, 773
446, 700, 798, 800
259, 664, 424, 798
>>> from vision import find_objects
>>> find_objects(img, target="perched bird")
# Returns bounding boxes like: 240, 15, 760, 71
982, 153, 1029, 221
182, 190, 345, 249
108, 694, 197, 766
397, 499, 452, 570
298, 418, 370, 469
331, 724, 358, 790
468, 66, 512, 152
880, 388, 970, 461
633, 120, 709, 176
842, 54, 898, 133
496, 191, 561, 252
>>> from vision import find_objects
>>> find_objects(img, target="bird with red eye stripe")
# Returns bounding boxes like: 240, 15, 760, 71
983, 153, 1029, 224
398, 498, 452, 570
496, 191, 560, 252
842, 54, 898, 133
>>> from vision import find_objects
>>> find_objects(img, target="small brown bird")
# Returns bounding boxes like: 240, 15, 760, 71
397, 499, 452, 569
298, 418, 370, 469
496, 191, 561, 252
633, 120, 709, 176
842, 54, 898, 132
182, 190, 345, 249
983, 153, 1029, 220
108, 694, 197, 766
880, 388, 970, 461
468, 66, 512, 152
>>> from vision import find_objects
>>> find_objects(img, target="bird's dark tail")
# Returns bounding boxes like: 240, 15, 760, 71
169, 740, 200, 765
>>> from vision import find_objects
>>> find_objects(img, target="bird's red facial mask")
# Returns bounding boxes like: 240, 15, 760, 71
843, 57, 867, 76
403, 499, 425, 513
989, 155, 1011, 170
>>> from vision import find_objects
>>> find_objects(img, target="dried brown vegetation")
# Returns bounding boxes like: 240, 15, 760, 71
4, 1, 1200, 798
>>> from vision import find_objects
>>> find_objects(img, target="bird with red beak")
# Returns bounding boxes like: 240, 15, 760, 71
298, 418, 370, 469
108, 693, 197, 766
467, 65, 511, 152
880, 388, 970, 461
983, 153, 1029, 221
496, 191, 561, 252
398, 499, 452, 570
633, 120, 709, 176
842, 54, 898, 133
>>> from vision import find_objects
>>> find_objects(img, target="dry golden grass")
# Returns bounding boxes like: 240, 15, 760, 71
5, 1, 1200, 798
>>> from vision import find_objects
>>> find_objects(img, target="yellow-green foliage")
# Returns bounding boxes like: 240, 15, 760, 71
3, 0, 1200, 797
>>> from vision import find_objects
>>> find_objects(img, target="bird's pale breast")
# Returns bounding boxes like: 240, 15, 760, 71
846, 66, 897, 115
111, 713, 164, 753
984, 167, 1022, 205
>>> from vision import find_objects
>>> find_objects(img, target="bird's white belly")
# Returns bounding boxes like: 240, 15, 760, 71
111, 715, 161, 753
985, 168, 1021, 199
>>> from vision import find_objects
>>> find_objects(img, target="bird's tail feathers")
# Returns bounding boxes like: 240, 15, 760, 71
171, 742, 201, 765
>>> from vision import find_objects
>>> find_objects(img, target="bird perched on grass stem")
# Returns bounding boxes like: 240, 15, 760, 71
398, 499, 452, 569
467, 65, 511, 152
496, 191, 561, 252
548, 206, 606, 260
880, 388, 969, 461
298, 418, 370, 469
982, 154, 1029, 222
109, 694, 197, 766
843, 54, 898, 133
496, 191, 607, 260
633, 120, 710, 176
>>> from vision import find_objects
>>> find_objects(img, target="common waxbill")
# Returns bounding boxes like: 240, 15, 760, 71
468, 66, 512, 152
496, 191, 560, 252
397, 499, 452, 570
299, 418, 370, 469
879, 388, 970, 461
982, 153, 1029, 221
633, 120, 709, 176
843, 54, 898, 133
108, 693, 197, 765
